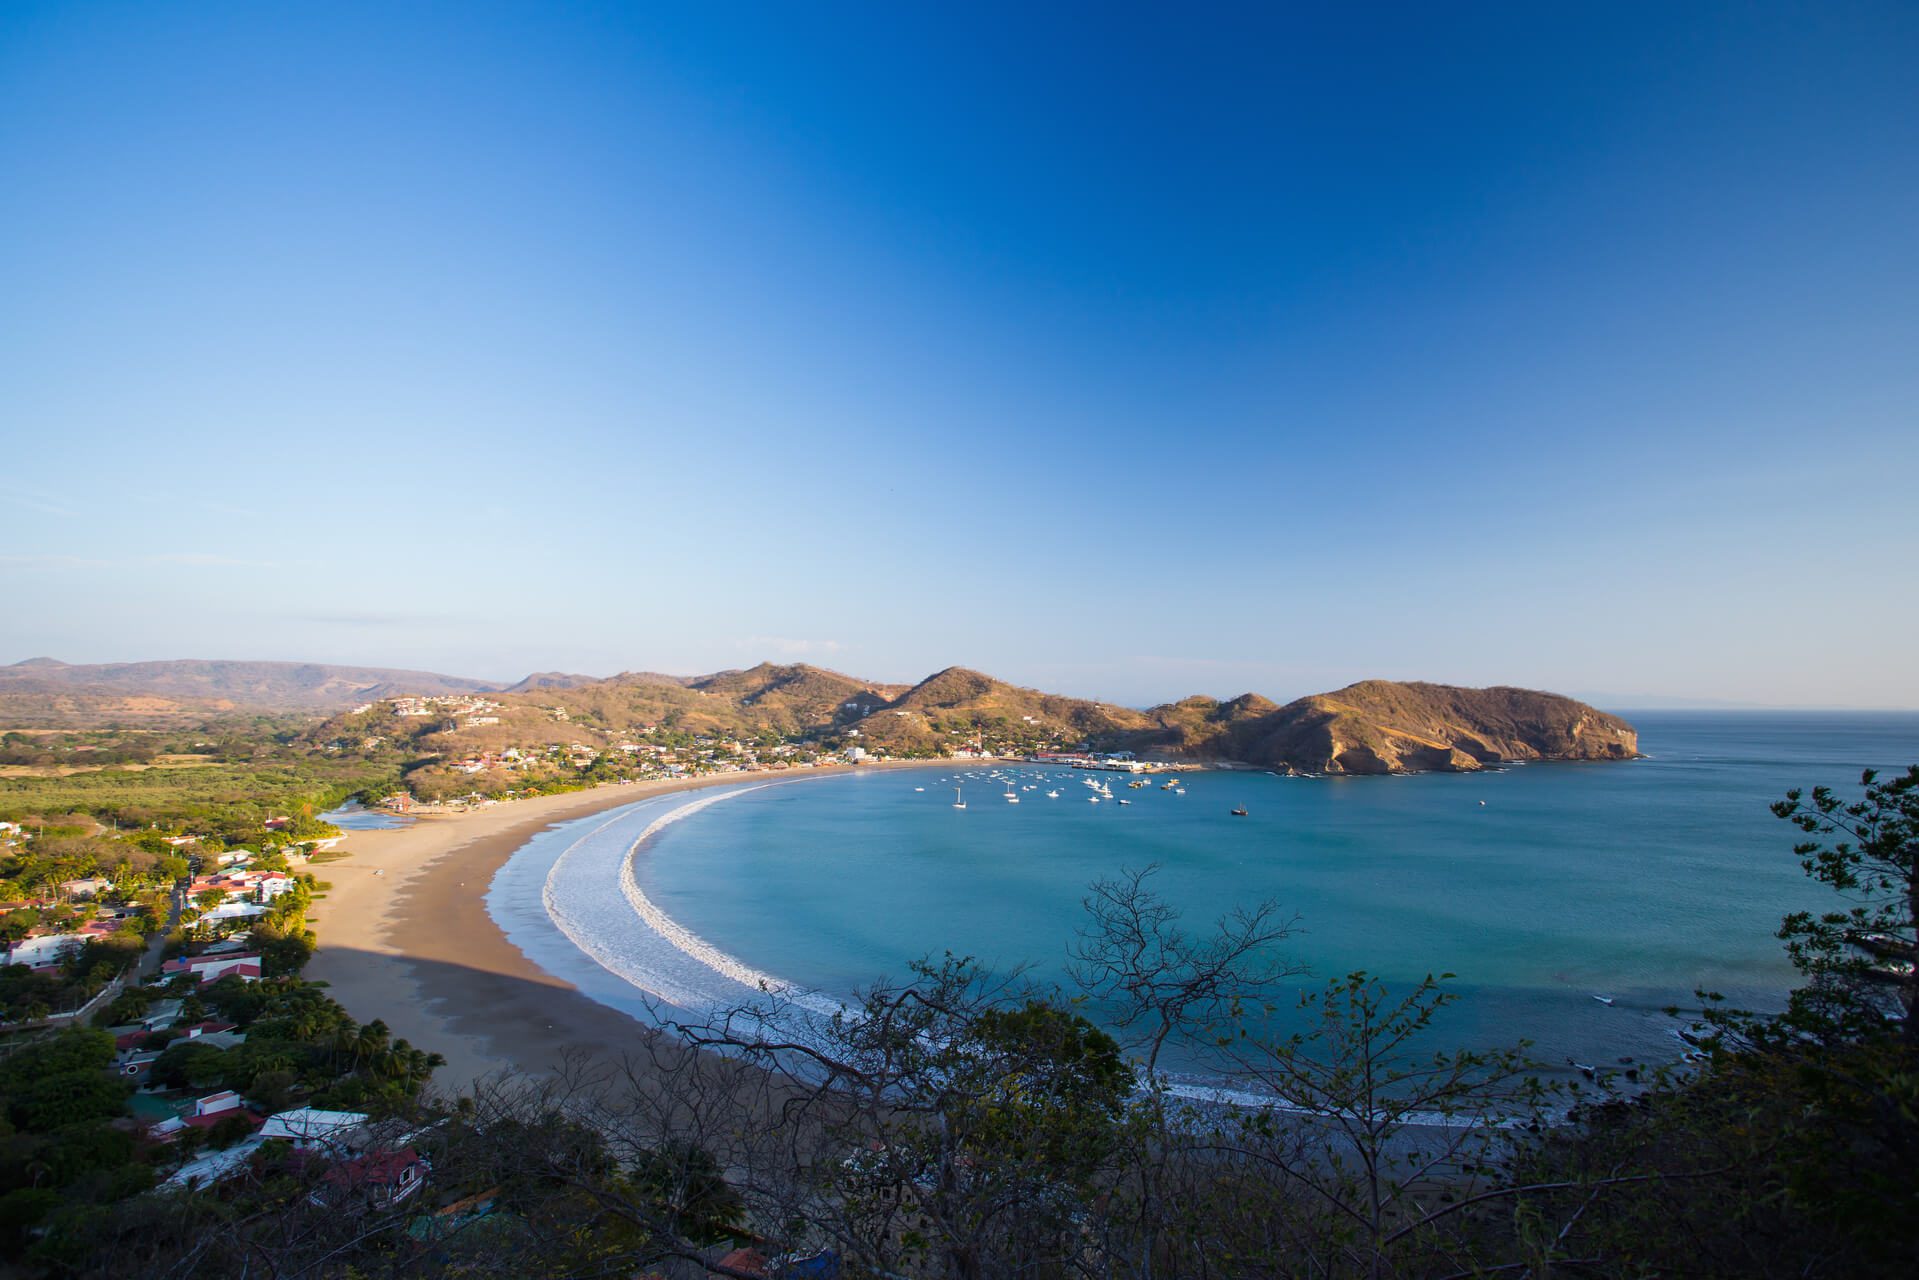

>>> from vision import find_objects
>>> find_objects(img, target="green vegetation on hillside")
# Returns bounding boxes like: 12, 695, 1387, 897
0, 758, 397, 830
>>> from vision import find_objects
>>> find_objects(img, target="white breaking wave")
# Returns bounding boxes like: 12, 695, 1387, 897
612, 791, 848, 1021
611, 786, 790, 995
536, 784, 844, 1025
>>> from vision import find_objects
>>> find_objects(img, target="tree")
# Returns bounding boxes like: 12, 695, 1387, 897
1069, 863, 1303, 1077
1220, 971, 1547, 1278
1770, 765, 1919, 1044
627, 1139, 746, 1244
671, 955, 1136, 1280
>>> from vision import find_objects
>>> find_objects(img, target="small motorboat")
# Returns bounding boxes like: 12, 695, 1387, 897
1046, 790, 1059, 798
1231, 806, 1249, 817
1592, 995, 1615, 1006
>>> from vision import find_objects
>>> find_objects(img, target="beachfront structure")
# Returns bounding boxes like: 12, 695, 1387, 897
188, 868, 294, 904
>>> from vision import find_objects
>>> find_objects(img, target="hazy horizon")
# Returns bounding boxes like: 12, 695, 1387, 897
4, 4, 1915, 708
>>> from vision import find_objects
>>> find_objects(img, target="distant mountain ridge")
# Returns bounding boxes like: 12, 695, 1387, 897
367, 662, 1634, 776
5, 656, 1638, 774
0, 657, 498, 723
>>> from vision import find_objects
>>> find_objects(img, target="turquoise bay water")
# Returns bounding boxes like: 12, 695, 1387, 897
618, 714, 1919, 1074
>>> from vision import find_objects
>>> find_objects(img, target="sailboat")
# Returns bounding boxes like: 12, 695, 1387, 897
952, 787, 966, 810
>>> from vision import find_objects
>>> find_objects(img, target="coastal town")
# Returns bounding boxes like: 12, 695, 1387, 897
0, 773, 478, 1256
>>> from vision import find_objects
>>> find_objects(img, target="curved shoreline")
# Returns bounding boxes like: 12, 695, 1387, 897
532, 780, 801, 1008
304, 762, 951, 1092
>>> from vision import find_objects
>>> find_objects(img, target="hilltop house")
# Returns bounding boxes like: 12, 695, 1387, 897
147, 1090, 264, 1142
316, 1147, 430, 1211
166, 1107, 376, 1190
260, 1107, 372, 1155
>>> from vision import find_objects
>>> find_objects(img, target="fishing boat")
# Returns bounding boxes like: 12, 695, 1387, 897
1231, 806, 1248, 817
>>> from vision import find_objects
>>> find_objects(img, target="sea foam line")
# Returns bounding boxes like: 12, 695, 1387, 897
615, 790, 851, 1021
613, 784, 790, 996
538, 783, 836, 1017
537, 796, 710, 1008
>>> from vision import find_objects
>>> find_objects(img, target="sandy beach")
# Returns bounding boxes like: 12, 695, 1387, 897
304, 763, 945, 1094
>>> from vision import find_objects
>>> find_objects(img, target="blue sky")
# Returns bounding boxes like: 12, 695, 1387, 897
2, 2, 1915, 707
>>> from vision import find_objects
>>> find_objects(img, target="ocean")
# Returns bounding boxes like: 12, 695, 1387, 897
487, 713, 1919, 1080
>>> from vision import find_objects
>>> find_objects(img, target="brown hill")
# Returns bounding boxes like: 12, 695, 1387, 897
685, 664, 911, 733
499, 671, 605, 694
1126, 680, 1638, 775
847, 667, 1152, 752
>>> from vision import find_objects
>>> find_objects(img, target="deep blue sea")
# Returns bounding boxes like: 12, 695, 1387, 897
489, 713, 1919, 1080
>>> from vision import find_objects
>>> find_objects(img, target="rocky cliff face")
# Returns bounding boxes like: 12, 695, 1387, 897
1133, 680, 1638, 775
